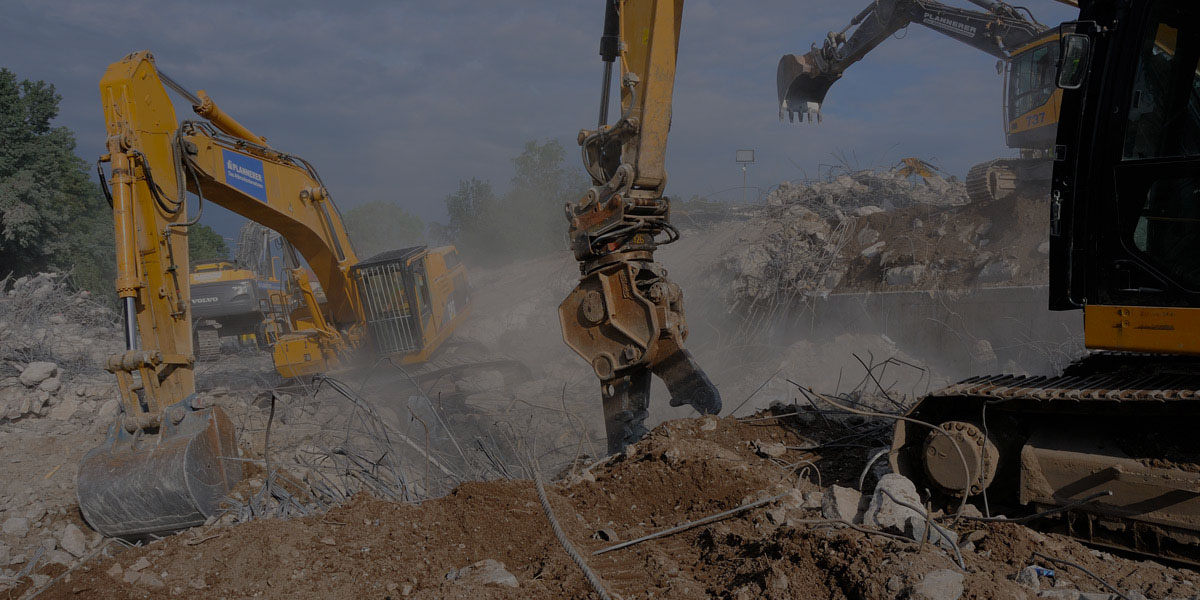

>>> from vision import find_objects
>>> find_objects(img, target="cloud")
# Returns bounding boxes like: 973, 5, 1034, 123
1, 0, 1079, 236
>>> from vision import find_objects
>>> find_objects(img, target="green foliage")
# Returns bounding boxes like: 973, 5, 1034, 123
187, 224, 230, 262
343, 201, 426, 259
0, 68, 115, 298
438, 140, 587, 265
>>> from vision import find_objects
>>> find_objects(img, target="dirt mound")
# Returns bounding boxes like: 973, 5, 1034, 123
25, 412, 1200, 599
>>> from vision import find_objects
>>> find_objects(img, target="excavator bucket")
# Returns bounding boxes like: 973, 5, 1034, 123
77, 401, 241, 539
777, 51, 840, 123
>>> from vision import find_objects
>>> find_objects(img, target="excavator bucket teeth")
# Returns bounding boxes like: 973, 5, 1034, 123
777, 52, 839, 123
77, 402, 241, 540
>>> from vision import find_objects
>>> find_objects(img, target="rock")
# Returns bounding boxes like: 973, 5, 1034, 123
858, 227, 881, 246
1038, 241, 1051, 255
861, 241, 887, 258
802, 491, 823, 510
49, 397, 80, 421
978, 260, 1019, 283
911, 569, 964, 600
1016, 565, 1041, 590
2, 517, 29, 537
821, 485, 864, 523
128, 556, 151, 572
138, 572, 165, 588
19, 362, 57, 388
319, 537, 336, 546
904, 515, 958, 550
446, 559, 518, 588
60, 524, 87, 558
753, 440, 787, 458
37, 377, 61, 394
961, 529, 987, 547
864, 473, 923, 534
105, 563, 123, 578
98, 398, 120, 418
24, 502, 46, 523
45, 550, 74, 566
777, 487, 806, 511
855, 206, 885, 216
699, 416, 718, 431
885, 264, 926, 286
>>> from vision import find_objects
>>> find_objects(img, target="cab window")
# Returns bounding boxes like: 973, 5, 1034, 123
1122, 19, 1200, 160
1120, 1, 1200, 289
1009, 42, 1058, 118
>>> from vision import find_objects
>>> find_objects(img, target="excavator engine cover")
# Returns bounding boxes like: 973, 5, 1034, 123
77, 400, 241, 539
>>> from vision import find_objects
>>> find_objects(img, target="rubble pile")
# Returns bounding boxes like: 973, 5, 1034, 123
0, 272, 123, 425
0, 273, 126, 590
721, 170, 1049, 312
26, 411, 1200, 599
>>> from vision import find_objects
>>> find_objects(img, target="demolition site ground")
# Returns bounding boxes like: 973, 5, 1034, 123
2, 171, 1196, 599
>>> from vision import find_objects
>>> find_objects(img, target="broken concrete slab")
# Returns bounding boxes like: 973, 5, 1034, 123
446, 559, 518, 588
864, 474, 923, 534
821, 485, 864, 523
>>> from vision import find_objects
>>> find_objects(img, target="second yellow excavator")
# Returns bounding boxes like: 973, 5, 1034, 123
80, 51, 471, 538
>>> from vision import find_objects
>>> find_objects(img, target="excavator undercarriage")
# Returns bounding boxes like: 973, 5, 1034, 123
893, 354, 1200, 565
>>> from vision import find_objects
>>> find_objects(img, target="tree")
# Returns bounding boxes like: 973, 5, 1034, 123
436, 141, 587, 264
0, 68, 115, 297
498, 140, 587, 258
187, 224, 229, 262
343, 201, 425, 259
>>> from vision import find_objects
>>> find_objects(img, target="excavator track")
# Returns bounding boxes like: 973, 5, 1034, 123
196, 328, 222, 362
965, 159, 1019, 203
964, 157, 1054, 203
892, 354, 1200, 565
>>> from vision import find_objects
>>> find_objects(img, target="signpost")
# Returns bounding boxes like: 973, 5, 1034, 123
735, 149, 755, 204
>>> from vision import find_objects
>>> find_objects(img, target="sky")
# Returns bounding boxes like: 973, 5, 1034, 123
0, 0, 1079, 243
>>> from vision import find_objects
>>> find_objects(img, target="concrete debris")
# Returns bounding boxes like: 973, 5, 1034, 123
752, 439, 788, 458
2, 517, 29, 538
821, 485, 864, 523
59, 523, 86, 558
446, 559, 518, 588
864, 474, 923, 534
724, 173, 1048, 310
911, 569, 965, 600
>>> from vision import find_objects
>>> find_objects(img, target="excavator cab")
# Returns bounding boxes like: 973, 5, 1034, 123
353, 245, 471, 365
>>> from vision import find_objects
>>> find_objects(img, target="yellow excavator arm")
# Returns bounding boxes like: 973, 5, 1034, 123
561, 0, 722, 455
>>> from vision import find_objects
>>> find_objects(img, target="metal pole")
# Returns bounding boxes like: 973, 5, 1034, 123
742, 164, 748, 204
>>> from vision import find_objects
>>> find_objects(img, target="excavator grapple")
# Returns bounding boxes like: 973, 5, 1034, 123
78, 402, 240, 538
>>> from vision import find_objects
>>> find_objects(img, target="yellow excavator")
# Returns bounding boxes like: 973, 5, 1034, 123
80, 51, 471, 538
567, 0, 1200, 565
777, 0, 1080, 203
